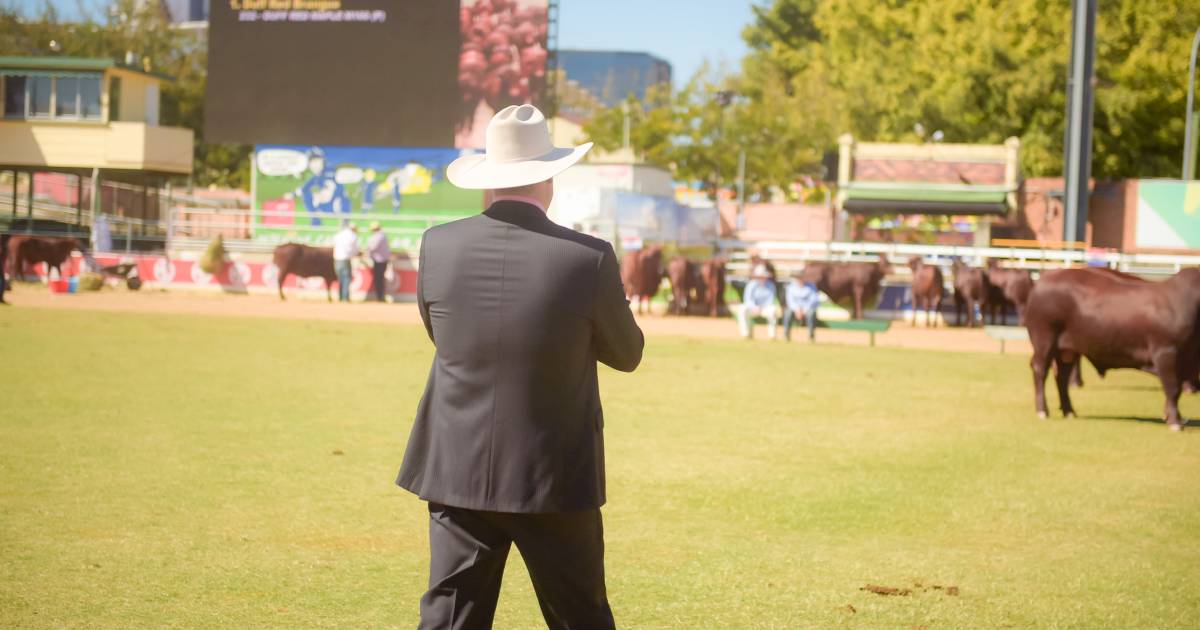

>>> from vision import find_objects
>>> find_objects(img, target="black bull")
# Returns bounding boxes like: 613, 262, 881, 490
1025, 267, 1200, 431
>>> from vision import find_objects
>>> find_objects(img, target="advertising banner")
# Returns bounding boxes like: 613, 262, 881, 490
252, 144, 483, 248
1135, 180, 1200, 250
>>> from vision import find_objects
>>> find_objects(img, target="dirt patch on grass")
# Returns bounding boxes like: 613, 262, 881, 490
4, 283, 1030, 354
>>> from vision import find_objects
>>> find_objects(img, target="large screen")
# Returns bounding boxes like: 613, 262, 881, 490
206, 0, 549, 149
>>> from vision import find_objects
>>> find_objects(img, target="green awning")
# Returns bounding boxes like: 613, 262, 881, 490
843, 182, 1012, 215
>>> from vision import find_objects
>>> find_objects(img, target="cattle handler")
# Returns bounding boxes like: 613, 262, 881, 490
396, 104, 644, 629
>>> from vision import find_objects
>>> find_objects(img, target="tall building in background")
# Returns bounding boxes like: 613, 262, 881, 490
557, 50, 671, 112
160, 0, 208, 26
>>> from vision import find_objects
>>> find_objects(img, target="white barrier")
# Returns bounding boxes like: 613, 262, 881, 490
718, 239, 1200, 278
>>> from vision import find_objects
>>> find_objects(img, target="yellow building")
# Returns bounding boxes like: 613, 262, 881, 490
0, 56, 194, 237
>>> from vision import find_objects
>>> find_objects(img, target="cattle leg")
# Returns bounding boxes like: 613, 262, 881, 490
1069, 362, 1083, 388
853, 286, 864, 320
931, 294, 942, 328
1053, 354, 1077, 418
278, 271, 287, 301
1153, 350, 1186, 431
325, 278, 333, 303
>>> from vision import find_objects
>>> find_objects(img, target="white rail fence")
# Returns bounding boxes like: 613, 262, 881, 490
8, 201, 1200, 278
718, 239, 1200, 278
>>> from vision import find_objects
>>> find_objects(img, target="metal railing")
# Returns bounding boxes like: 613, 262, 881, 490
718, 238, 1200, 278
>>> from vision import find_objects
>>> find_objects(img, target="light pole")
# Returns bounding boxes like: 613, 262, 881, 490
1183, 26, 1200, 181
713, 90, 734, 215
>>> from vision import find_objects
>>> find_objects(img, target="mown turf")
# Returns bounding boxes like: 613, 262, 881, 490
1, 307, 1198, 628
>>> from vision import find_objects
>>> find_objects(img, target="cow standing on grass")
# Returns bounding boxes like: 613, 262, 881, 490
700, 258, 727, 317
985, 260, 1035, 324
621, 246, 663, 315
666, 256, 696, 315
907, 256, 944, 327
951, 258, 988, 327
1024, 267, 1200, 431
801, 254, 890, 320
5, 236, 80, 283
272, 243, 336, 302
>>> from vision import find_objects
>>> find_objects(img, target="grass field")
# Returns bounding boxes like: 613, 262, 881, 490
2, 307, 1199, 628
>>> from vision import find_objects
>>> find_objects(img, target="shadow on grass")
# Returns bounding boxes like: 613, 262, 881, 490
1079, 414, 1195, 428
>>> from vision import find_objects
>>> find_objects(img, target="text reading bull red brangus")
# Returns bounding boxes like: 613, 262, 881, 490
231, 1, 388, 23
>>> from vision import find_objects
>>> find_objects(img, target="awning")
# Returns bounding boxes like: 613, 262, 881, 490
842, 182, 1012, 216
0, 69, 103, 80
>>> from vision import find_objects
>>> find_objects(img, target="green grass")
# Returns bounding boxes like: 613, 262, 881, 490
2, 308, 1198, 628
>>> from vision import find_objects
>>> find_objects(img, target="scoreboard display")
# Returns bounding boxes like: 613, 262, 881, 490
205, 0, 550, 149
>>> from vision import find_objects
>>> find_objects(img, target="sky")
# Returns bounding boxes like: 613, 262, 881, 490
557, 0, 755, 83
8, 0, 758, 84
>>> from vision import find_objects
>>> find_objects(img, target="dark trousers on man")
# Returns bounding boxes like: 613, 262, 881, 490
371, 260, 388, 302
419, 502, 615, 630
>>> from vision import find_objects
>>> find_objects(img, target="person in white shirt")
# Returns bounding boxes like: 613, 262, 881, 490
332, 222, 360, 302
366, 222, 391, 302
735, 265, 780, 339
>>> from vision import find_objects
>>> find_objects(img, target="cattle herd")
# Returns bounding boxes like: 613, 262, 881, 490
3, 234, 1195, 431
617, 249, 1197, 432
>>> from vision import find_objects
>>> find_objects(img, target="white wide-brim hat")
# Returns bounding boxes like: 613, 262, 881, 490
446, 104, 592, 189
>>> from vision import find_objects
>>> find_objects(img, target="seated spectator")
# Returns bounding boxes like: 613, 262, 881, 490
784, 273, 821, 342
735, 265, 779, 339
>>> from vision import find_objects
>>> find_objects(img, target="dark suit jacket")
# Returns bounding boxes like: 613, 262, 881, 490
397, 200, 644, 513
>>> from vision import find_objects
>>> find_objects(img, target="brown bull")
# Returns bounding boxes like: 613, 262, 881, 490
621, 246, 662, 315
1024, 267, 1200, 431
699, 258, 727, 317
907, 256, 944, 327
666, 256, 697, 315
801, 254, 890, 319
951, 258, 989, 327
273, 243, 336, 302
6, 236, 80, 281
984, 260, 1034, 325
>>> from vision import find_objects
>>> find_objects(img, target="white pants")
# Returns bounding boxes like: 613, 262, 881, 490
735, 303, 779, 339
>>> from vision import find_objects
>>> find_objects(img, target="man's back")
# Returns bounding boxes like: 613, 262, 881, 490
397, 200, 643, 513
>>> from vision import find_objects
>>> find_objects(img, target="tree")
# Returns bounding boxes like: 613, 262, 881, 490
0, 1, 251, 188
740, 0, 1200, 179
582, 65, 827, 199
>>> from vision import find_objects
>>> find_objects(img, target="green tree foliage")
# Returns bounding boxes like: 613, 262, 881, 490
582, 66, 826, 198
0, 1, 251, 188
741, 0, 1200, 178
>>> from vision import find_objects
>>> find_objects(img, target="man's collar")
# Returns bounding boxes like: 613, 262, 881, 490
483, 199, 553, 228
490, 194, 546, 213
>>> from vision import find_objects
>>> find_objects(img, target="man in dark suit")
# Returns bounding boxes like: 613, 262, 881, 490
397, 104, 644, 629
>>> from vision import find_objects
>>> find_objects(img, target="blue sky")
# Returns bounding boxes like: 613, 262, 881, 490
8, 0, 757, 82
558, 0, 755, 83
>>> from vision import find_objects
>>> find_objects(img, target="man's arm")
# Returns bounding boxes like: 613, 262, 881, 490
417, 235, 434, 343
592, 244, 644, 372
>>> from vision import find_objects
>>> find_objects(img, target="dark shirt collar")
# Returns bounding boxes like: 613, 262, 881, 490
483, 199, 553, 228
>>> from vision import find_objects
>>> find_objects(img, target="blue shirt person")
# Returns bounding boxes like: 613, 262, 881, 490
735, 265, 780, 339
784, 276, 821, 342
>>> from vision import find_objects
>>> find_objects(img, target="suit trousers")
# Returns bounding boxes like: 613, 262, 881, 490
419, 502, 616, 630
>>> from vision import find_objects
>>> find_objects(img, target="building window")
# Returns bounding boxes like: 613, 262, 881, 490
30, 76, 52, 117
81, 78, 102, 119
3, 75, 25, 118
0, 73, 104, 120
56, 77, 79, 117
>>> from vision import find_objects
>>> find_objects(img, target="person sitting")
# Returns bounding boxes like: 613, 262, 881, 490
735, 265, 779, 339
784, 273, 821, 342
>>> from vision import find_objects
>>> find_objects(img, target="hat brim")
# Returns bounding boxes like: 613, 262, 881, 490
446, 142, 593, 189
